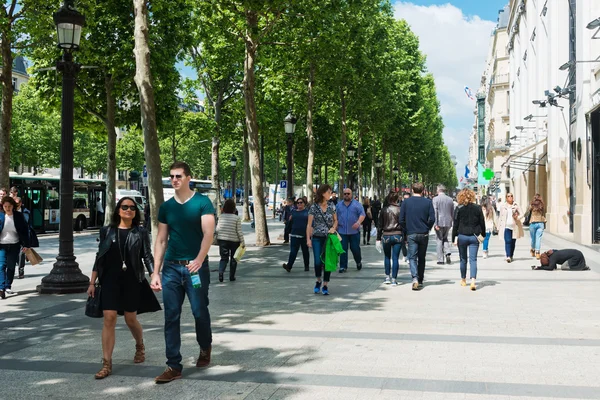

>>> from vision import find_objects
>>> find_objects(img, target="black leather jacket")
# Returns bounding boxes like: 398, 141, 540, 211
92, 226, 154, 282
376, 204, 403, 240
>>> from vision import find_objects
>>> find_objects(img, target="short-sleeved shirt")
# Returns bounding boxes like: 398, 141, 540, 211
308, 202, 336, 237
158, 192, 215, 260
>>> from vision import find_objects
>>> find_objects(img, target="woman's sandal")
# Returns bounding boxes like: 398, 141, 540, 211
134, 343, 145, 363
94, 358, 112, 379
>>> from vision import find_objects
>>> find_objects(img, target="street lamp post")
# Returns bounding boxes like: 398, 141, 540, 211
284, 110, 297, 199
38, 0, 89, 294
375, 158, 383, 198
393, 166, 399, 192
347, 146, 356, 191
314, 169, 319, 190
230, 155, 237, 202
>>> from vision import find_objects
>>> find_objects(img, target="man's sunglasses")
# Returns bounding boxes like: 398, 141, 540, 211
296, 201, 304, 204
120, 205, 137, 211
343, 193, 352, 195
169, 174, 184, 180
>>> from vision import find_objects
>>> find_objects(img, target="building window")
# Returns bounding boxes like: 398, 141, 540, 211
506, 91, 510, 113
118, 170, 126, 181
12, 77, 17, 91
517, 67, 521, 77
541, 0, 548, 17
530, 27, 536, 42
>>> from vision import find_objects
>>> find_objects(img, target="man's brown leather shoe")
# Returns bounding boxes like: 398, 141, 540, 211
155, 367, 182, 384
196, 345, 211, 367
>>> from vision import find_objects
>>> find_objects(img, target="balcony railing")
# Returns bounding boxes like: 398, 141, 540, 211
489, 74, 509, 86
486, 139, 510, 154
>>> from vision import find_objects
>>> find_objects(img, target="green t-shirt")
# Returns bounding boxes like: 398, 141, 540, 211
158, 192, 215, 261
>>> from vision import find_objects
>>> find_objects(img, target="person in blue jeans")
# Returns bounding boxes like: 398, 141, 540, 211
0, 196, 31, 299
283, 198, 310, 272
376, 191, 403, 285
151, 161, 216, 384
452, 189, 486, 291
497, 193, 524, 263
527, 194, 546, 259
400, 182, 435, 291
336, 189, 365, 272
480, 197, 497, 259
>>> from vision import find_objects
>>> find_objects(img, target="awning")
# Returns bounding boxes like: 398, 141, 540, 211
501, 137, 547, 170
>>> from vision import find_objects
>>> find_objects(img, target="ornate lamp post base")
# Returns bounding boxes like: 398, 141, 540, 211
37, 255, 89, 294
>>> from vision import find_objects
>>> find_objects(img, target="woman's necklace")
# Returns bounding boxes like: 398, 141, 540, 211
116, 228, 128, 271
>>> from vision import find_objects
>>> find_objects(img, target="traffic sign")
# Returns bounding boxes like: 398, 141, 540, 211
280, 180, 287, 189
143, 164, 148, 178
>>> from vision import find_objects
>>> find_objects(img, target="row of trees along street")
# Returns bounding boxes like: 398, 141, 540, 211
1, 0, 458, 246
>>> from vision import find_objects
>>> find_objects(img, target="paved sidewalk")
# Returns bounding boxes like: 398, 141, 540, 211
1, 220, 599, 400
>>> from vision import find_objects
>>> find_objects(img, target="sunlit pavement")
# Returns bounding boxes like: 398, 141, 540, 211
1, 219, 600, 400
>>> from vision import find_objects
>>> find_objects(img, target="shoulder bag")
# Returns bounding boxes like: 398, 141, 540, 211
85, 284, 103, 318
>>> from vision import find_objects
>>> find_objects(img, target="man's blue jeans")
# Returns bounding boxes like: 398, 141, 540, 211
407, 233, 429, 283
339, 232, 361, 271
382, 234, 402, 278
311, 236, 330, 282
457, 234, 479, 279
529, 222, 544, 252
162, 260, 212, 371
482, 232, 491, 252
504, 229, 517, 258
0, 243, 21, 290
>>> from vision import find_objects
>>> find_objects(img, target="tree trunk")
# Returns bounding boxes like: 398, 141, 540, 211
244, 10, 269, 246
133, 0, 164, 240
306, 62, 315, 203
242, 123, 251, 221
212, 89, 224, 216
171, 132, 176, 162
273, 139, 279, 219
0, 32, 13, 188
357, 126, 363, 200
104, 76, 117, 225
370, 130, 376, 198
381, 138, 387, 198
339, 86, 347, 193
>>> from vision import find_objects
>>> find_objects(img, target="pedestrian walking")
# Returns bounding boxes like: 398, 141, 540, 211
480, 197, 497, 259
88, 196, 161, 379
0, 196, 31, 299
330, 192, 338, 205
307, 184, 338, 295
216, 199, 245, 282
9, 186, 18, 200
432, 184, 455, 265
497, 192, 524, 263
399, 182, 435, 291
282, 197, 295, 244
150, 161, 216, 383
371, 195, 382, 229
527, 193, 546, 260
336, 189, 365, 272
376, 191, 403, 286
452, 189, 486, 291
283, 198, 310, 272
15, 197, 33, 279
362, 197, 373, 245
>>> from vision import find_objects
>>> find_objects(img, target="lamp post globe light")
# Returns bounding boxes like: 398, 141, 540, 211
375, 158, 383, 196
230, 155, 237, 201
283, 110, 297, 199
393, 166, 399, 191
38, 0, 89, 294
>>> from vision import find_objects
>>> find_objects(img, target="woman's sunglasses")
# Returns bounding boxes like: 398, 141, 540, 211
120, 205, 137, 211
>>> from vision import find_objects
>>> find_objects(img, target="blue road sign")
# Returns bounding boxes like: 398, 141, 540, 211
143, 164, 148, 178
280, 180, 287, 189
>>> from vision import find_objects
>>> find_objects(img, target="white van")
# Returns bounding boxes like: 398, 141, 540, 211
116, 189, 146, 208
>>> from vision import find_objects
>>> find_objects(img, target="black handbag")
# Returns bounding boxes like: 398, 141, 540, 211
85, 285, 103, 318
523, 209, 532, 226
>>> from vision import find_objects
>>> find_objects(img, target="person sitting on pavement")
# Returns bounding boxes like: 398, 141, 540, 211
88, 196, 161, 379
0, 196, 31, 299
533, 249, 590, 271
307, 184, 338, 295
216, 199, 245, 282
283, 197, 310, 272
376, 191, 403, 286
336, 188, 365, 272
452, 188, 486, 291
400, 182, 435, 291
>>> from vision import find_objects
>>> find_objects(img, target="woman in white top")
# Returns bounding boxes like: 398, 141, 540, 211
0, 196, 31, 299
480, 197, 497, 259
497, 193, 523, 263
215, 199, 245, 282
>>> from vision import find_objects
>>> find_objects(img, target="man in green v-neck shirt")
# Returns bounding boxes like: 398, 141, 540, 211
150, 161, 216, 383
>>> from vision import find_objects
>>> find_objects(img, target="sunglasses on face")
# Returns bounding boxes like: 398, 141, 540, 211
169, 174, 184, 180
120, 205, 137, 211
343, 193, 351, 195
507, 195, 513, 198
296, 201, 304, 204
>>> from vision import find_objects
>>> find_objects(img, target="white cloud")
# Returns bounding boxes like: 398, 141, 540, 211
393, 2, 496, 170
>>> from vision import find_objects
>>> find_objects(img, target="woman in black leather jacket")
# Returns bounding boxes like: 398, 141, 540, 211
87, 197, 160, 379
376, 191, 403, 286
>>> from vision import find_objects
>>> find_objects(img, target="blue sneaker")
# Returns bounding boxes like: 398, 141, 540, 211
322, 285, 329, 295
314, 281, 322, 294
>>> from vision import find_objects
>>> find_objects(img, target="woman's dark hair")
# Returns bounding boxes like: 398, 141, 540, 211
530, 193, 545, 212
222, 199, 237, 214
111, 197, 140, 227
480, 197, 494, 219
315, 184, 332, 204
386, 191, 399, 205
1, 196, 17, 207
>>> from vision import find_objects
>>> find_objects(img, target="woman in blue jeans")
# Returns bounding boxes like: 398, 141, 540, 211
527, 194, 546, 259
497, 193, 524, 262
307, 184, 337, 295
480, 197, 497, 259
452, 189, 486, 291
0, 196, 31, 299
376, 191, 403, 286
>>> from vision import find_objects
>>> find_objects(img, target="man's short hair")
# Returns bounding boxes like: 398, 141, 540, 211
437, 185, 446, 193
169, 161, 192, 177
412, 182, 424, 194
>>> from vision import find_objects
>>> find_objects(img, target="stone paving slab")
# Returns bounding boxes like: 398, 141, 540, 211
1, 220, 600, 399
